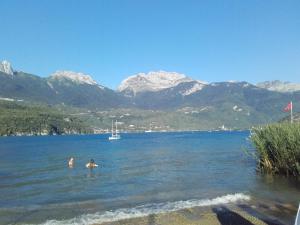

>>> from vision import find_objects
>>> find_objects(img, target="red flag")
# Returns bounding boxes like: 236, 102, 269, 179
284, 102, 292, 112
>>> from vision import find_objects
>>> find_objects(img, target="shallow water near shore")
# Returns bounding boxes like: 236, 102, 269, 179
0, 131, 299, 225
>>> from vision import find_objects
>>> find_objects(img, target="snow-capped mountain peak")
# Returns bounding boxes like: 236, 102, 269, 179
50, 71, 98, 85
118, 70, 205, 95
0, 60, 14, 75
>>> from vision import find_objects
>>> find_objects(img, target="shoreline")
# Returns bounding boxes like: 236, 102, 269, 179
30, 196, 297, 225
97, 201, 295, 225
0, 129, 249, 138
1, 198, 296, 225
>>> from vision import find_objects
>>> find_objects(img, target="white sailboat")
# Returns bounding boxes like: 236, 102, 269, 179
109, 120, 121, 140
145, 123, 153, 133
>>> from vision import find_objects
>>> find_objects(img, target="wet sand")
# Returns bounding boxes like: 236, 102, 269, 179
98, 201, 296, 225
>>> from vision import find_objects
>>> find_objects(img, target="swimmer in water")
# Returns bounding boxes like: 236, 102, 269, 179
86, 159, 98, 168
68, 157, 74, 168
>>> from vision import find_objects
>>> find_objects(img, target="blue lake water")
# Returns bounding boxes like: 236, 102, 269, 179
0, 131, 299, 224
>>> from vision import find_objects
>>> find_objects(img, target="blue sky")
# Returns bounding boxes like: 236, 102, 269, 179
0, 0, 299, 89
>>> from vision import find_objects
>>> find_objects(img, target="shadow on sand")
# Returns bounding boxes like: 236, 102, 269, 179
238, 203, 290, 225
212, 206, 254, 225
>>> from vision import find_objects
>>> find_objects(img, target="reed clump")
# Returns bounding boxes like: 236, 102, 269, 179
251, 123, 300, 176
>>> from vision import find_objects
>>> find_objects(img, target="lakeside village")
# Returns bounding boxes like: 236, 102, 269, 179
1, 101, 296, 137
92, 120, 235, 135
6, 123, 234, 137
92, 101, 296, 135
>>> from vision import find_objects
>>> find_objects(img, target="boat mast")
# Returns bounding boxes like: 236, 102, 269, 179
116, 120, 118, 134
111, 120, 114, 135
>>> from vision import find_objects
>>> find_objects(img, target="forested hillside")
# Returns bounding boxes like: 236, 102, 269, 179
0, 101, 91, 136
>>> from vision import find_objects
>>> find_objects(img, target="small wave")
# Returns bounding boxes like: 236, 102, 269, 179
40, 193, 250, 225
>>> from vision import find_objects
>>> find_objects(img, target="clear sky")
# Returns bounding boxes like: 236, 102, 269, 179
0, 0, 299, 89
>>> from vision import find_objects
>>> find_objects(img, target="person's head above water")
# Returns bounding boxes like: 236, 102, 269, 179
68, 157, 74, 168
86, 159, 98, 168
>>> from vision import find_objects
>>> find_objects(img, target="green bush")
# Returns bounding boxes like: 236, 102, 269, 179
251, 123, 300, 176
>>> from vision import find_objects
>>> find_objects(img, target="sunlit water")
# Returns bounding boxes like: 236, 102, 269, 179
0, 131, 299, 224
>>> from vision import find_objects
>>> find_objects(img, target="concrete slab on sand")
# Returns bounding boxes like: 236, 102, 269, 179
98, 205, 284, 225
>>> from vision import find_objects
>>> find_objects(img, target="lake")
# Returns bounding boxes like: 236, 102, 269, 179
0, 131, 299, 224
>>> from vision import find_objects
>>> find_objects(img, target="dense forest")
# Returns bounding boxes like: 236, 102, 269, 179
0, 101, 91, 136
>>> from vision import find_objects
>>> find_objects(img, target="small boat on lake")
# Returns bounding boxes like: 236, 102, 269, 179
109, 120, 121, 140
145, 123, 153, 133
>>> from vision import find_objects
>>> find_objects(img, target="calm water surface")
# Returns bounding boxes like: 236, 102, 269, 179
0, 131, 299, 224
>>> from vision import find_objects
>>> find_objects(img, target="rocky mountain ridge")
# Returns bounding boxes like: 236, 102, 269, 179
118, 71, 207, 97
256, 80, 300, 93
0, 60, 14, 75
0, 60, 299, 128
1, 60, 300, 95
0, 60, 127, 109
50, 70, 100, 86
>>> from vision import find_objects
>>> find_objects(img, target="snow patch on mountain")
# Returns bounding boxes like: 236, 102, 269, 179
118, 71, 206, 95
47, 81, 54, 89
180, 82, 206, 96
50, 71, 98, 85
0, 97, 23, 102
257, 80, 300, 92
233, 105, 243, 112
0, 60, 14, 75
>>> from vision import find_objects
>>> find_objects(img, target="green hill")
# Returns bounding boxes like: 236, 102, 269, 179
1, 67, 300, 134
0, 71, 129, 109
0, 101, 91, 136
280, 112, 300, 123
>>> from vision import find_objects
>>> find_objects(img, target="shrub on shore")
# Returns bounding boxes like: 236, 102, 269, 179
250, 123, 300, 176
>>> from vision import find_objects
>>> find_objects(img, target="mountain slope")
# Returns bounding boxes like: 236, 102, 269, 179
0, 71, 57, 103
185, 82, 299, 122
47, 71, 129, 108
120, 77, 300, 125
280, 112, 300, 123
0, 100, 91, 136
0, 64, 129, 109
257, 80, 300, 92
1, 60, 300, 130
118, 71, 206, 97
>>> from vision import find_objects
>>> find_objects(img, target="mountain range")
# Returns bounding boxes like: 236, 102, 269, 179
0, 63, 127, 109
0, 60, 299, 132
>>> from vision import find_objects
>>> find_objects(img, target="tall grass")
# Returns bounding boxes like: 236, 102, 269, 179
251, 123, 300, 176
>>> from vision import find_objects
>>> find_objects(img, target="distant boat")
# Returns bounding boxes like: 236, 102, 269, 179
109, 120, 121, 140
145, 123, 153, 133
